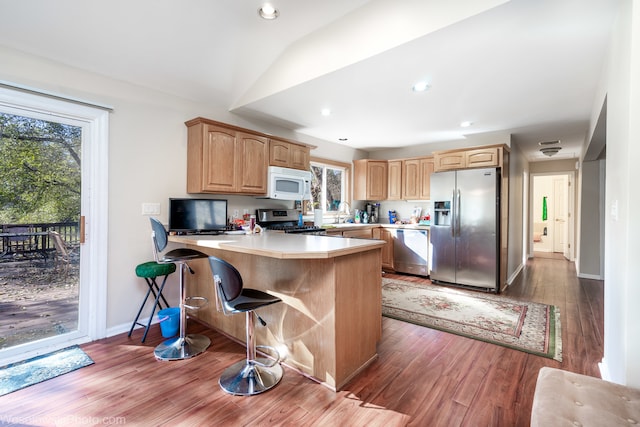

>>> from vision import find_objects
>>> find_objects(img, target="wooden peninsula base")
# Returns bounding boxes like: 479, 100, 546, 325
169, 233, 384, 391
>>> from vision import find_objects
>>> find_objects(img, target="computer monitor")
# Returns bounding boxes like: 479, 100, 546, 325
168, 198, 227, 234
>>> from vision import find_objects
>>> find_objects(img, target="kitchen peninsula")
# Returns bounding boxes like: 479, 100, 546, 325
168, 232, 385, 391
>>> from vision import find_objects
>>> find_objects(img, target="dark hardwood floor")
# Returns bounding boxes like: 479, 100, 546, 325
0, 256, 604, 426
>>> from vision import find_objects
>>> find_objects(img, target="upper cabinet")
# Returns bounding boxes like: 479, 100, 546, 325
355, 157, 434, 201
353, 159, 388, 201
387, 160, 403, 200
269, 139, 310, 171
433, 146, 503, 172
185, 117, 315, 194
402, 156, 434, 200
186, 118, 268, 195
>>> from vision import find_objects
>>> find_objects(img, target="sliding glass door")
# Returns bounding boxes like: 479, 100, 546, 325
0, 86, 108, 365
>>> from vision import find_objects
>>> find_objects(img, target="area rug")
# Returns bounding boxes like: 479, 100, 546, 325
0, 345, 94, 396
382, 278, 562, 361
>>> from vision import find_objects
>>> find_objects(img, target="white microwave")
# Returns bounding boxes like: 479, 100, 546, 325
265, 166, 312, 200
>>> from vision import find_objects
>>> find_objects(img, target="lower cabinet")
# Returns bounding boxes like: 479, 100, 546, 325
325, 227, 374, 239
342, 228, 373, 239
373, 227, 394, 270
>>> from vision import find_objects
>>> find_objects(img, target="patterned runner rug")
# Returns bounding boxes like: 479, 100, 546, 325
382, 277, 562, 361
0, 345, 94, 396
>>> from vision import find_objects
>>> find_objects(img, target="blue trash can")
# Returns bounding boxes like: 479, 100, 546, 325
158, 307, 180, 338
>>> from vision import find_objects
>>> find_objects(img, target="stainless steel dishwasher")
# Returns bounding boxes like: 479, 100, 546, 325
392, 228, 429, 276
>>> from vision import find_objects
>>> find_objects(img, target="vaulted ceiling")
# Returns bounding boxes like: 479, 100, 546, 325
0, 0, 620, 161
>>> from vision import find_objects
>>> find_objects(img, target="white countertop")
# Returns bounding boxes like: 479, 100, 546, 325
322, 223, 430, 231
379, 223, 430, 230
168, 231, 385, 260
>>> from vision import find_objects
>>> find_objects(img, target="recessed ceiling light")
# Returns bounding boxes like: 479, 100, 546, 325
321, 108, 331, 116
460, 121, 473, 128
258, 3, 279, 20
412, 81, 430, 92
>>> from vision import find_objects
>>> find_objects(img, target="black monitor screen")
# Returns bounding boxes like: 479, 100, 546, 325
169, 198, 227, 233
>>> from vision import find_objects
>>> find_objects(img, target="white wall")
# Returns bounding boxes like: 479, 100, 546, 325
0, 45, 362, 332
598, 0, 640, 387
578, 160, 604, 278
506, 142, 527, 284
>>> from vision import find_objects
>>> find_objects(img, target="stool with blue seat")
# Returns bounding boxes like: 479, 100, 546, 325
149, 217, 211, 360
208, 255, 284, 395
128, 260, 176, 342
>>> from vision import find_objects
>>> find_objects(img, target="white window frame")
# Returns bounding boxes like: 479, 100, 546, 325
0, 85, 109, 365
309, 158, 351, 215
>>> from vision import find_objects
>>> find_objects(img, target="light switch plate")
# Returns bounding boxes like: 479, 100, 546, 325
142, 203, 161, 216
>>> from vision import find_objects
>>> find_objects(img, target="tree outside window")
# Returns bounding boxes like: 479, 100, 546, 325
0, 112, 81, 224
308, 161, 347, 214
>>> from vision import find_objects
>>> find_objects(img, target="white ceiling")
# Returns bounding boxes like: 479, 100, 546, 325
0, 0, 619, 161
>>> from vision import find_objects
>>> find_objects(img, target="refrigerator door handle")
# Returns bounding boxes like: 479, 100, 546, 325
451, 189, 456, 237
456, 188, 461, 237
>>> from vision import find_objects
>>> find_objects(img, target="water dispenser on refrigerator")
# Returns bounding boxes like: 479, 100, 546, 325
433, 201, 451, 226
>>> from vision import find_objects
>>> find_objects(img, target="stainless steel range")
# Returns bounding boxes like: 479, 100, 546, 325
256, 209, 326, 235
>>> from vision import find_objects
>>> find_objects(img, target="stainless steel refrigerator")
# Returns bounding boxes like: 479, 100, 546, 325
430, 168, 500, 291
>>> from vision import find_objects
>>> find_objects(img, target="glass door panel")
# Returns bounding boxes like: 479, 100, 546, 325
0, 112, 81, 352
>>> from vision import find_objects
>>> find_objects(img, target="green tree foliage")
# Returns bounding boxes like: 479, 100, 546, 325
310, 164, 343, 212
0, 113, 81, 224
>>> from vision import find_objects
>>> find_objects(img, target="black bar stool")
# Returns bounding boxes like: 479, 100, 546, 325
128, 261, 176, 342
208, 256, 283, 395
150, 217, 210, 360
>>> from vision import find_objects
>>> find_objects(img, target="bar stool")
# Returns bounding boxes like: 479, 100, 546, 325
149, 217, 210, 360
128, 261, 176, 343
208, 256, 283, 396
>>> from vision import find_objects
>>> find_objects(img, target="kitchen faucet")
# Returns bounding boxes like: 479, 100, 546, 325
336, 201, 351, 224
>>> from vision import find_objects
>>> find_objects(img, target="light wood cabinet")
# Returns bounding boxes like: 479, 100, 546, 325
387, 160, 402, 200
186, 119, 268, 195
402, 156, 434, 200
269, 139, 310, 170
353, 159, 388, 201
466, 147, 500, 168
373, 227, 394, 270
420, 157, 435, 200
342, 228, 373, 239
434, 146, 501, 171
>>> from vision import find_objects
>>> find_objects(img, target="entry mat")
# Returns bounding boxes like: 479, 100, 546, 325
0, 345, 94, 396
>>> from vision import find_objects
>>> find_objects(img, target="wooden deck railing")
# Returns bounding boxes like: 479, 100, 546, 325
0, 222, 79, 259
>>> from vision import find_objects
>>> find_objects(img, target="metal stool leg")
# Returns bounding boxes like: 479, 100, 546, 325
219, 310, 283, 395
140, 275, 170, 342
154, 262, 211, 360
128, 273, 170, 341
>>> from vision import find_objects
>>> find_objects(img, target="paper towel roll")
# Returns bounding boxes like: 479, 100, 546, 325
314, 209, 323, 226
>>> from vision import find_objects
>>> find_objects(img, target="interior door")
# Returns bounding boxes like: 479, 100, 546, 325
553, 177, 567, 254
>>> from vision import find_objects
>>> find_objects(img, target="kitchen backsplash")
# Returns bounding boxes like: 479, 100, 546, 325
377, 200, 432, 224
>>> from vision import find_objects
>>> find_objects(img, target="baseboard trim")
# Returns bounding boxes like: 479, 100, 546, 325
577, 272, 604, 280
599, 358, 611, 381
107, 316, 160, 338
507, 263, 524, 285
